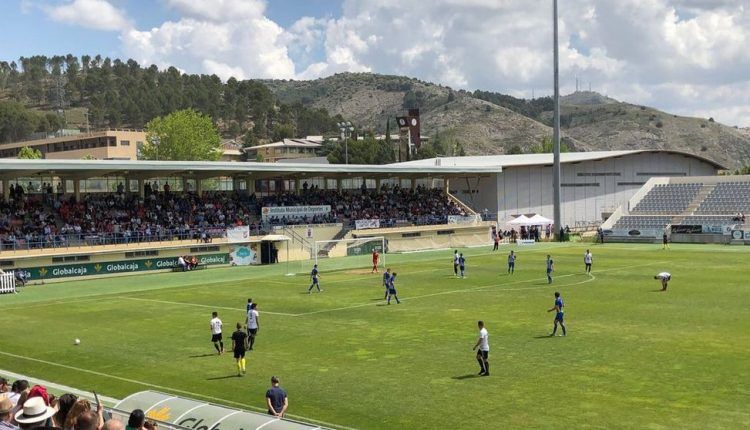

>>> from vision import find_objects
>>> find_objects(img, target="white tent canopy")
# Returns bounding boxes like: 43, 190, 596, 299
527, 214, 553, 225
507, 215, 531, 225
507, 214, 553, 226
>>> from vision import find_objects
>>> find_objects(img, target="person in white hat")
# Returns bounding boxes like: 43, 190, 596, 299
14, 397, 55, 430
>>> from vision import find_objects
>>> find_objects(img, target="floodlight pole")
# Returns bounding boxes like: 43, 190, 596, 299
552, 0, 562, 241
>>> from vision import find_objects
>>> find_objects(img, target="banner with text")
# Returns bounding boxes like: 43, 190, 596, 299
261, 205, 331, 221
15, 254, 229, 281
227, 226, 251, 243
355, 219, 381, 230
447, 215, 481, 225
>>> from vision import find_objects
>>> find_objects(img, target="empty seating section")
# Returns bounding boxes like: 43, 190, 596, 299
613, 215, 673, 230
695, 182, 750, 214
631, 183, 702, 213
678, 216, 737, 226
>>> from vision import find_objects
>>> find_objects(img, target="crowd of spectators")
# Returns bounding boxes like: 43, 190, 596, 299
0, 376, 289, 429
1, 182, 465, 250
261, 183, 465, 227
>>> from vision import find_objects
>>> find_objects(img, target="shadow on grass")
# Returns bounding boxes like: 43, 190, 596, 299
189, 353, 218, 358
650, 290, 667, 293
533, 335, 554, 339
451, 374, 481, 380
206, 374, 241, 380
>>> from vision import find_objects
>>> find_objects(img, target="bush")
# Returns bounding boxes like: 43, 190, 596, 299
655, 121, 663, 128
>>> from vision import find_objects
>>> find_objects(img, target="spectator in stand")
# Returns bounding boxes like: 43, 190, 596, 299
52, 394, 78, 428
0, 398, 17, 430
64, 399, 92, 430
125, 409, 145, 430
0, 379, 8, 397
14, 397, 55, 430
73, 411, 99, 430
102, 419, 124, 430
6, 381, 28, 408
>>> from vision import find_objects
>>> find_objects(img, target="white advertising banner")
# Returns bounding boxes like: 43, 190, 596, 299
355, 219, 381, 230
447, 215, 481, 225
229, 245, 258, 266
226, 226, 250, 243
261, 205, 331, 221
515, 239, 536, 245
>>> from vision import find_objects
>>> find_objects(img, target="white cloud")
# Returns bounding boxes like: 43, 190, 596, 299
295, 0, 749, 126
46, 0, 130, 31
121, 0, 295, 81
38, 0, 750, 126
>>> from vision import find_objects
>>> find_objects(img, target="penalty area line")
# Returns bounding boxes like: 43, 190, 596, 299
117, 297, 299, 317
0, 350, 355, 430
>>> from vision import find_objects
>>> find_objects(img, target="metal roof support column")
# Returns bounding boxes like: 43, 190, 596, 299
73, 179, 81, 203
138, 178, 145, 199
375, 178, 381, 191
2, 180, 9, 201
246, 178, 255, 195
552, 0, 563, 240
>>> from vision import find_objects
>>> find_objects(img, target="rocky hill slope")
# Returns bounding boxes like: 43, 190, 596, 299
265, 74, 750, 168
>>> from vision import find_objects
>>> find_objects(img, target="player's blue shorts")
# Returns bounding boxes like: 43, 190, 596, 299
547, 269, 553, 274
312, 278, 319, 284
508, 262, 515, 268
555, 312, 564, 321
388, 288, 397, 295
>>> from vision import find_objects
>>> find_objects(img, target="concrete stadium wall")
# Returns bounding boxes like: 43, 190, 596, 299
481, 152, 716, 228
351, 223, 494, 253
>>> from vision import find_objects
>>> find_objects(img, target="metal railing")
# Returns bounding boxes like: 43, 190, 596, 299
0, 226, 260, 252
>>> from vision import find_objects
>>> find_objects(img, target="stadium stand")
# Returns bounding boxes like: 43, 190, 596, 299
695, 182, 750, 214
613, 215, 674, 230
630, 183, 702, 213
0, 184, 464, 250
603, 176, 750, 240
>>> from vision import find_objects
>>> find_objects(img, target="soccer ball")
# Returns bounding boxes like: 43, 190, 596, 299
74, 339, 81, 345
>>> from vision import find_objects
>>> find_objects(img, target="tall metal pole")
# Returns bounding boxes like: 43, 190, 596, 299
345, 133, 348, 165
552, 0, 562, 240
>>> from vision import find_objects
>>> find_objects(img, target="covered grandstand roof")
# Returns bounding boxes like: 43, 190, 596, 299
0, 159, 500, 180
392, 150, 726, 169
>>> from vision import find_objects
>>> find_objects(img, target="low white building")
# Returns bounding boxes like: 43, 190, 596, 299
394, 150, 723, 228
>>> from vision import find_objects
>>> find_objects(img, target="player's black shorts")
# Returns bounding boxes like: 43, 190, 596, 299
248, 328, 258, 336
233, 349, 246, 359
477, 350, 489, 360
211, 333, 222, 342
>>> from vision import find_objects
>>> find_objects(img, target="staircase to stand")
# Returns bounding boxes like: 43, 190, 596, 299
446, 191, 477, 216
672, 184, 715, 224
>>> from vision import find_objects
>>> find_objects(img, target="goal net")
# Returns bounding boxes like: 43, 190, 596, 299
313, 236, 386, 269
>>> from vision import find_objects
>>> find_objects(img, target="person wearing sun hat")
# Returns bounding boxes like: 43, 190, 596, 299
13, 397, 56, 430
1, 397, 19, 430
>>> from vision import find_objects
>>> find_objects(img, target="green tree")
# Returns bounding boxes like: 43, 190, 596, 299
17, 146, 42, 159
143, 109, 221, 161
81, 154, 96, 160
530, 136, 569, 153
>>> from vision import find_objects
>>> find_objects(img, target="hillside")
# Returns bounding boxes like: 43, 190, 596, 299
550, 92, 750, 167
265, 74, 750, 168
263, 73, 587, 155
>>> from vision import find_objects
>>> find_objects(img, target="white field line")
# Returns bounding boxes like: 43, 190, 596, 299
295, 261, 663, 316
0, 350, 353, 430
118, 297, 297, 317
1, 242, 576, 310
0, 367, 119, 405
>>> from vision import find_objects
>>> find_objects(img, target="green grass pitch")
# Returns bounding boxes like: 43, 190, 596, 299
1, 243, 749, 429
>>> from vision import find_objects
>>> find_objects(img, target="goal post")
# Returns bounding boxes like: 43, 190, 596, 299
313, 236, 387, 268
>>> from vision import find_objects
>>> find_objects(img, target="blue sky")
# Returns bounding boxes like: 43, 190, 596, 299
1, 0, 748, 127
